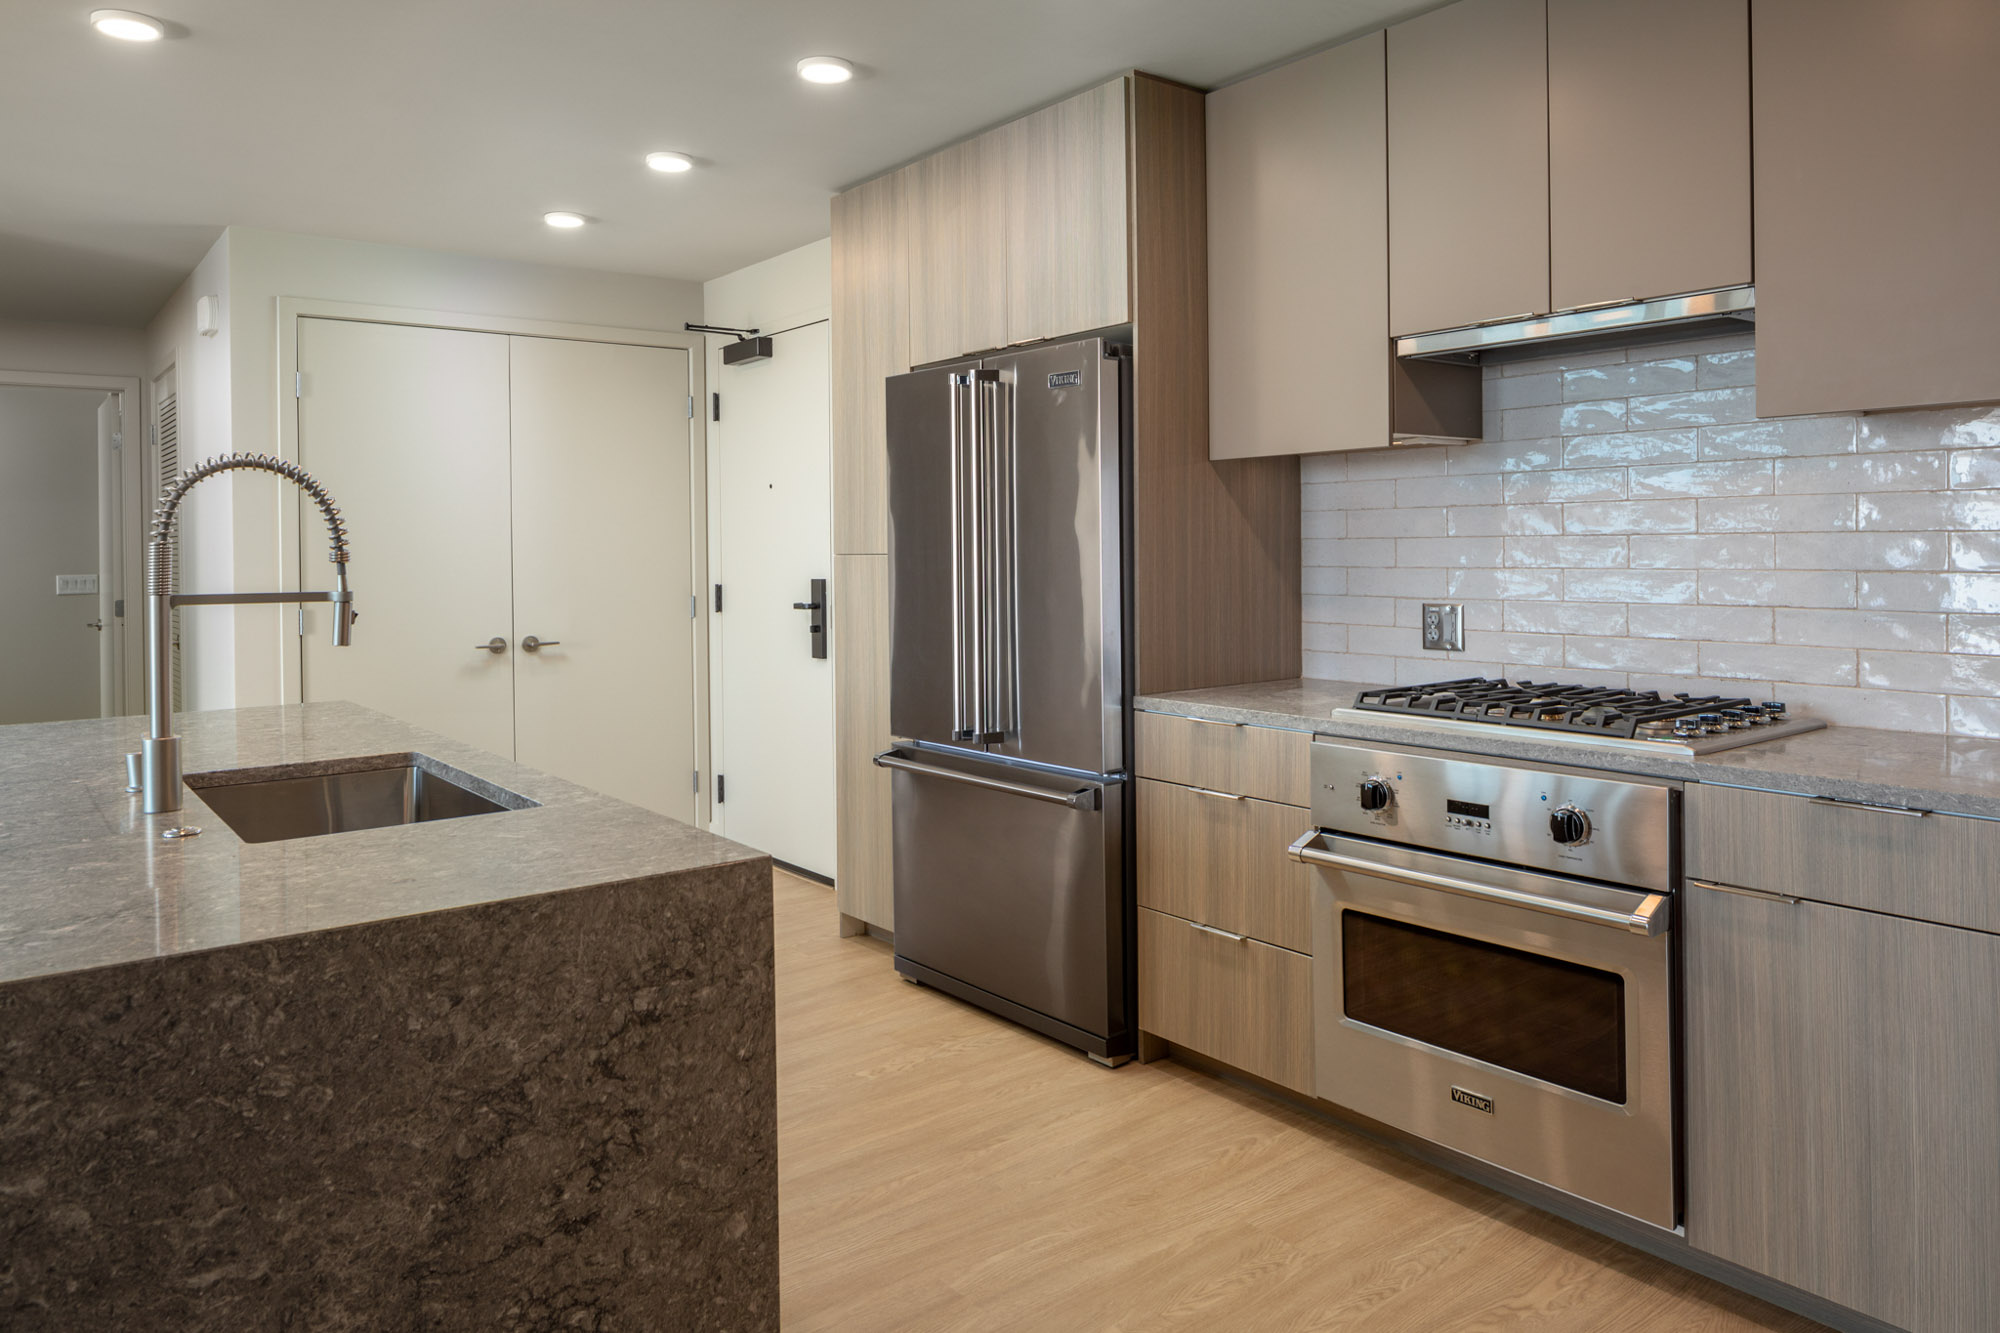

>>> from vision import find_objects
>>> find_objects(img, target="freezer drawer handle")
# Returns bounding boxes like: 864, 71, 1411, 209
1286, 831, 1669, 938
873, 751, 1100, 811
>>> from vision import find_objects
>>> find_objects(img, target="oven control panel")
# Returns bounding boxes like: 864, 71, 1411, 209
1309, 738, 1677, 893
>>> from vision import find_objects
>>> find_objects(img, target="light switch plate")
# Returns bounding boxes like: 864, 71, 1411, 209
1422, 602, 1464, 652
55, 574, 98, 596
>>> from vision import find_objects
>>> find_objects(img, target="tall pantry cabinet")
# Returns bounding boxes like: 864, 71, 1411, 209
830, 73, 1301, 936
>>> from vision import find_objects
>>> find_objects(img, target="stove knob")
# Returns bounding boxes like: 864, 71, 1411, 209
1357, 778, 1395, 813
1549, 805, 1591, 846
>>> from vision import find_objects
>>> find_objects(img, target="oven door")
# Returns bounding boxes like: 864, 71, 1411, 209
1291, 830, 1678, 1230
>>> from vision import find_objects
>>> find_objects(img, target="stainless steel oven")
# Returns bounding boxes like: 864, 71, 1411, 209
1289, 739, 1680, 1230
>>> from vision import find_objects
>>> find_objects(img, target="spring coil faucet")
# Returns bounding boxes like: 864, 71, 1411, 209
138, 453, 357, 819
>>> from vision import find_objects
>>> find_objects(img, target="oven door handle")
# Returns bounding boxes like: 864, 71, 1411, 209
1287, 831, 1670, 938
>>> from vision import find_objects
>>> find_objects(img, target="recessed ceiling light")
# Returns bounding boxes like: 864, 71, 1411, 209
796, 56, 853, 85
645, 151, 694, 174
90, 8, 164, 40
543, 211, 588, 229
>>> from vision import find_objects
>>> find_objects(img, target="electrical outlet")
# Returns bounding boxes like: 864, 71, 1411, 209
1422, 602, 1464, 652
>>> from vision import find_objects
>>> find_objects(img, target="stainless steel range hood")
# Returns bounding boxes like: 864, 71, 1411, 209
1396, 285, 1756, 364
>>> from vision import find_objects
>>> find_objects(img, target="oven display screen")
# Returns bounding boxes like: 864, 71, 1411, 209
1446, 799, 1491, 820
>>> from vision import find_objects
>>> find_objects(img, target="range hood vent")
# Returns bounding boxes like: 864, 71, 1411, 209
1395, 285, 1755, 364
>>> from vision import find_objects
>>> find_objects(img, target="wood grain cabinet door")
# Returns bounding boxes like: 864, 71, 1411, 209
1387, 0, 1550, 336
906, 131, 1008, 366
1005, 78, 1130, 348
1751, 0, 2000, 415
831, 168, 910, 555
1547, 0, 1750, 310
833, 553, 893, 931
1208, 32, 1389, 458
1685, 883, 2000, 1331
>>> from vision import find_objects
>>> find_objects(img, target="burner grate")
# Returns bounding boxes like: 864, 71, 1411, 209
1354, 677, 1773, 738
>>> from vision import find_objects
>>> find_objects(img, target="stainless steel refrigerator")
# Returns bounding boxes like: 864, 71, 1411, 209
874, 335, 1134, 1065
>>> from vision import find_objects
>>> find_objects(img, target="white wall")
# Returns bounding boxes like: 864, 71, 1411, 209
0, 387, 106, 723
701, 237, 831, 335
0, 319, 147, 380
184, 226, 704, 707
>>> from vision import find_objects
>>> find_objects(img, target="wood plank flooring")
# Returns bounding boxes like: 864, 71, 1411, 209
773, 870, 1826, 1332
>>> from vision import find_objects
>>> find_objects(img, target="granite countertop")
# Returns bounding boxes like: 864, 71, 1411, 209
1137, 678, 2000, 820
0, 701, 765, 986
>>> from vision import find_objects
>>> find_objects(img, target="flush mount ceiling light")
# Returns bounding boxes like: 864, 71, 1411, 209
645, 151, 694, 174
90, 8, 165, 40
543, 211, 588, 229
796, 56, 853, 85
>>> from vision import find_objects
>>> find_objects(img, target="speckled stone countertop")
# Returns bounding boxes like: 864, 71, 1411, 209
1137, 677, 2000, 820
0, 701, 765, 985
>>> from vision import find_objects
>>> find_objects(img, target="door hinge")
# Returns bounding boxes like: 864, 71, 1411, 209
297, 607, 305, 636
711, 392, 721, 422
713, 583, 723, 613
295, 372, 304, 399
716, 774, 725, 804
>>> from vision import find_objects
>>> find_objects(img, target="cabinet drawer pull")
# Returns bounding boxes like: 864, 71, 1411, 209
1186, 785, 1246, 802
1188, 921, 1248, 943
1176, 714, 1245, 729
1808, 795, 1930, 818
1688, 878, 1801, 906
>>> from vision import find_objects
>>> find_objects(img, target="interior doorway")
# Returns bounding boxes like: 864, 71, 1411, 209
0, 381, 135, 724
708, 321, 836, 877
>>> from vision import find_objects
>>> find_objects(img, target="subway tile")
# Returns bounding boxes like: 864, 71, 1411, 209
1505, 505, 1564, 535
1774, 532, 1947, 572
1697, 416, 1856, 460
1303, 622, 1347, 653
1445, 438, 1562, 474
1559, 398, 1629, 435
1302, 482, 1343, 512
1860, 652, 2000, 696
1347, 566, 1451, 599
1563, 357, 1696, 401
1863, 572, 2000, 614
1700, 642, 1856, 687
1396, 536, 1505, 568
1349, 624, 1422, 658
1499, 403, 1565, 441
1446, 506, 1507, 537
1393, 655, 1502, 686
1627, 672, 1777, 699
1949, 492, 2000, 531
1697, 494, 1858, 533
1697, 348, 1756, 389
1952, 450, 2000, 490
1350, 507, 1444, 539
1630, 534, 1775, 570
1563, 499, 1698, 535
1300, 454, 1348, 484
1952, 533, 2000, 570
1949, 614, 2000, 656
1561, 570, 1697, 603
1775, 609, 1947, 653
1462, 630, 1566, 667
1448, 567, 1563, 600
1505, 468, 1628, 504
1780, 683, 1946, 734
1303, 566, 1346, 596
1305, 651, 1398, 682
1303, 537, 1395, 568
1948, 695, 2000, 738
1627, 459, 1773, 499
1344, 447, 1450, 480
1403, 472, 1504, 507
1569, 636, 1698, 674
1699, 570, 1856, 609
1505, 535, 1629, 568
1562, 429, 1699, 467
1484, 372, 1564, 411
1775, 452, 1945, 494
1628, 604, 1774, 643
1499, 346, 1627, 376
1328, 478, 1399, 510
1305, 595, 1397, 627
1397, 599, 1503, 632
1628, 386, 1757, 430
1856, 492, 1954, 531
1303, 509, 1345, 540
1536, 666, 1635, 691
1505, 601, 1627, 635
1860, 404, 2000, 453
1643, 330, 1753, 361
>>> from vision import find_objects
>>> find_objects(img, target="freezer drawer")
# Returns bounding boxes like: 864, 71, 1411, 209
881, 746, 1129, 1053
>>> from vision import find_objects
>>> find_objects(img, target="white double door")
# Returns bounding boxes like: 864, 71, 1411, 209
297, 317, 697, 822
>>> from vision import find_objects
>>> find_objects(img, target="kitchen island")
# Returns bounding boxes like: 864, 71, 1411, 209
0, 702, 776, 1331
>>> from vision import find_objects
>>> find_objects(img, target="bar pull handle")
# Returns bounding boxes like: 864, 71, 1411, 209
948, 372, 977, 740
1188, 921, 1248, 943
1186, 786, 1246, 802
1173, 714, 1245, 729
873, 750, 1100, 811
1686, 878, 1801, 906
1808, 795, 1929, 818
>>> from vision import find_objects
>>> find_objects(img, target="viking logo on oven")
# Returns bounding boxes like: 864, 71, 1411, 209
1450, 1086, 1494, 1115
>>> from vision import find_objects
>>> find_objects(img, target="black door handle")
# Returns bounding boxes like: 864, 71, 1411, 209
798, 579, 827, 659
792, 601, 822, 610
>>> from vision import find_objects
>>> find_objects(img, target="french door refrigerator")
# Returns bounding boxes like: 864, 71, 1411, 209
875, 335, 1134, 1065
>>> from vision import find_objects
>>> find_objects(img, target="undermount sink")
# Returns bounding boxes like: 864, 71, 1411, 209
186, 753, 536, 844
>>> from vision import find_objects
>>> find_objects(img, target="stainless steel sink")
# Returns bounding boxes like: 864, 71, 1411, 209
186, 754, 534, 844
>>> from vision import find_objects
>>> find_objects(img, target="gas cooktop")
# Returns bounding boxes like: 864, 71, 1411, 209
1330, 677, 1827, 756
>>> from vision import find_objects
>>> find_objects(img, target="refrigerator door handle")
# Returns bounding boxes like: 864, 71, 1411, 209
874, 750, 1102, 811
948, 372, 978, 741
975, 368, 1011, 743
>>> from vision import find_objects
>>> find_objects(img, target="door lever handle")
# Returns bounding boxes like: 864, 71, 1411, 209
521, 635, 560, 653
791, 601, 823, 610
474, 637, 507, 654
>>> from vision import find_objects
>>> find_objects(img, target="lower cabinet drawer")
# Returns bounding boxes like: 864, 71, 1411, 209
1138, 907, 1312, 1095
1137, 778, 1314, 952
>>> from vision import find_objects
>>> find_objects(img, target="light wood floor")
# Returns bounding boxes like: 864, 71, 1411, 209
774, 870, 1826, 1332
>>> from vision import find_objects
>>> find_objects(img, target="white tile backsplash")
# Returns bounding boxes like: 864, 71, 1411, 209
1299, 334, 2000, 734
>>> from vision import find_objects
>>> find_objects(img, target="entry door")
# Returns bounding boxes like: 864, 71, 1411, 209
509, 335, 696, 822
297, 319, 516, 756
712, 323, 835, 876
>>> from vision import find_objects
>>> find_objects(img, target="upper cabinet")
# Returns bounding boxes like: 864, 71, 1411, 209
1547, 0, 1750, 311
1005, 79, 1130, 347
906, 130, 1008, 367
1208, 33, 1389, 458
830, 167, 909, 555
1751, 0, 2000, 417
1387, 0, 1549, 337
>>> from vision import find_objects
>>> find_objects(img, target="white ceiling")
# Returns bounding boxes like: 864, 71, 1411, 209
1, 0, 1444, 327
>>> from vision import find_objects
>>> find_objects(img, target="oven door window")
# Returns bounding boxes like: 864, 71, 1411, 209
1342, 911, 1626, 1103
